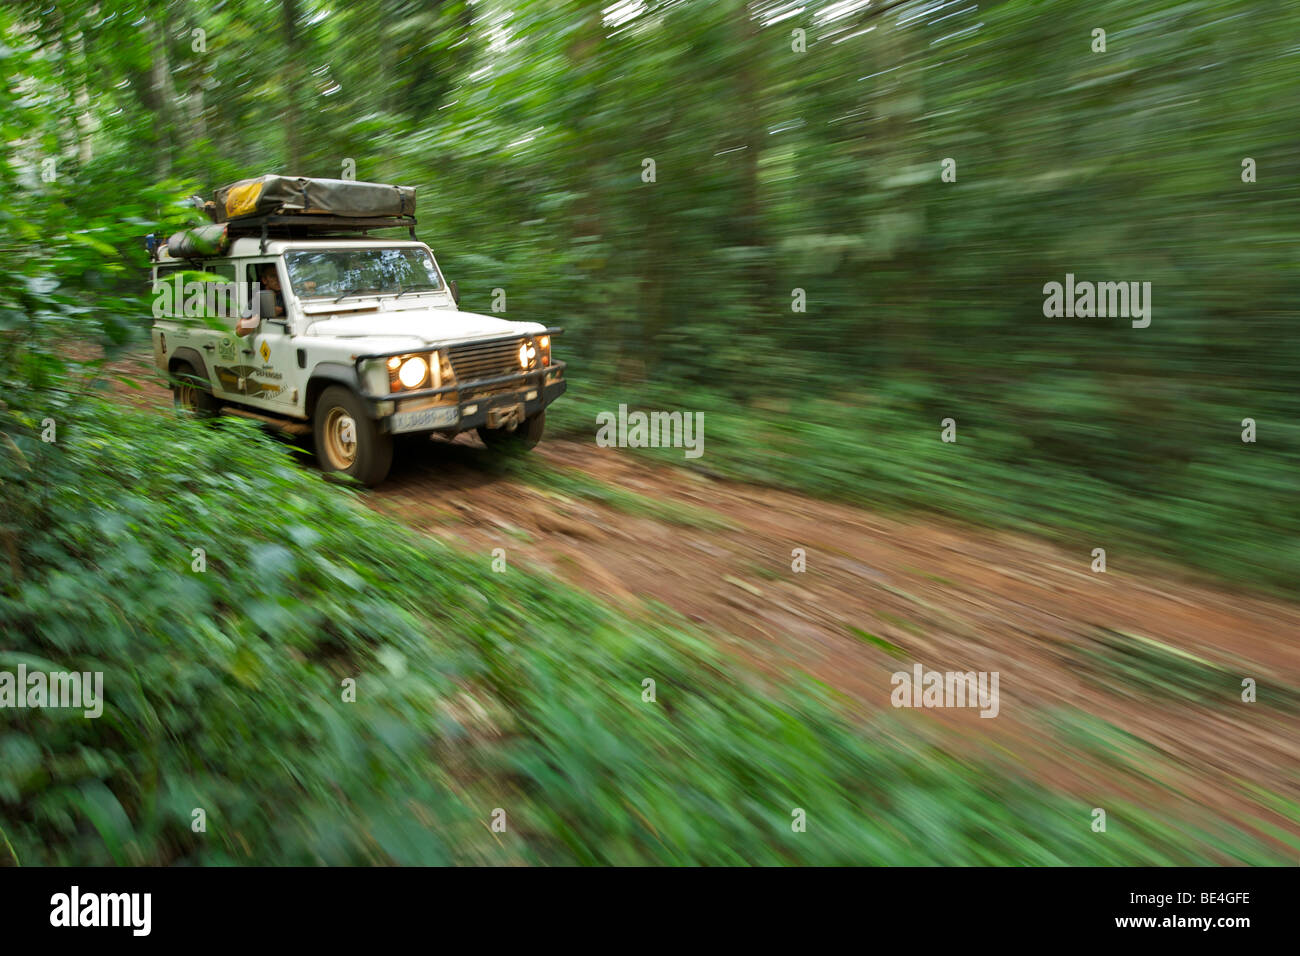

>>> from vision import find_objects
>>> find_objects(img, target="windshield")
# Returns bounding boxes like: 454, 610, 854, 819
283, 247, 444, 299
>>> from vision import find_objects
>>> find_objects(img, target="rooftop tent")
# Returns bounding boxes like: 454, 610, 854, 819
207, 175, 417, 223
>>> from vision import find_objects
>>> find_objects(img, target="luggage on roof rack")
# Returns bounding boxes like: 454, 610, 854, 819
206, 175, 417, 223
165, 223, 230, 259
149, 176, 420, 258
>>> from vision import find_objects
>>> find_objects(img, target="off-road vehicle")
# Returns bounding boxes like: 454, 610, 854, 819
149, 175, 565, 485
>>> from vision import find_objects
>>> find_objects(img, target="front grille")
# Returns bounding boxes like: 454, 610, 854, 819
448, 338, 526, 398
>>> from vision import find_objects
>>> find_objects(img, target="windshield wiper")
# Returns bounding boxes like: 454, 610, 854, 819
333, 286, 380, 303
394, 284, 442, 300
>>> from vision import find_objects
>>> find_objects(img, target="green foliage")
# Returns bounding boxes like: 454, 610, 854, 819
1, 409, 483, 864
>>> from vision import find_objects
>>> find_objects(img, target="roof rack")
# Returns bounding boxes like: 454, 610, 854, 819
223, 212, 419, 253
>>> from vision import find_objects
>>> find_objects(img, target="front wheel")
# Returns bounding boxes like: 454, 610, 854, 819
171, 361, 221, 419
313, 385, 393, 486
478, 409, 544, 452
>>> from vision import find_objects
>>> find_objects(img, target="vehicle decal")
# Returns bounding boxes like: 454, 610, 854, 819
258, 340, 271, 362
214, 364, 284, 399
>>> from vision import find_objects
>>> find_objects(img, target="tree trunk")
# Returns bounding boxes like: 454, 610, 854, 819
148, 15, 177, 179
283, 0, 302, 172
733, 2, 767, 313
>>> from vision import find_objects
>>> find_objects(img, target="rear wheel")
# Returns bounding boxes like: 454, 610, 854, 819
478, 409, 544, 452
171, 361, 221, 419
313, 385, 393, 486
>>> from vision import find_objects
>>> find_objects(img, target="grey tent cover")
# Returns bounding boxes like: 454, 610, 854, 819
211, 175, 416, 222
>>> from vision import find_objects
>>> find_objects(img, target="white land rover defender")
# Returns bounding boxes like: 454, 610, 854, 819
149, 175, 565, 486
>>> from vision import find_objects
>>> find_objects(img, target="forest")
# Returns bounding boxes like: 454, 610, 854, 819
0, 0, 1296, 866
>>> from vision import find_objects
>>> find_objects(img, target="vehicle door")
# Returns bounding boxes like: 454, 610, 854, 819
217, 260, 296, 411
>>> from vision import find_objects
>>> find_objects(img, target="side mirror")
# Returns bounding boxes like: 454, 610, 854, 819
237, 289, 279, 337
259, 289, 279, 320
449, 279, 460, 305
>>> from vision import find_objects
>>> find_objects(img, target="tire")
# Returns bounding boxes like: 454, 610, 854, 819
171, 361, 221, 419
478, 409, 544, 452
312, 385, 393, 486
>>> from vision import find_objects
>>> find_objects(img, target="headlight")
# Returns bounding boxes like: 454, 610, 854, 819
382, 352, 438, 393
518, 341, 537, 369
398, 355, 429, 388
538, 335, 551, 366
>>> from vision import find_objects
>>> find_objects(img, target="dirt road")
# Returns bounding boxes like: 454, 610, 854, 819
108, 351, 1300, 854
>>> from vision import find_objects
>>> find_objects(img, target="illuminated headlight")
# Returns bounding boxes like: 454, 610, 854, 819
538, 335, 551, 366
381, 352, 439, 393
518, 341, 537, 369
398, 355, 429, 388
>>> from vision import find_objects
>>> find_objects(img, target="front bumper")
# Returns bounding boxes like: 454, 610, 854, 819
382, 376, 566, 435
353, 329, 567, 435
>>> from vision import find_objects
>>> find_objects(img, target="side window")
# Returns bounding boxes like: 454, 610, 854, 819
247, 262, 284, 318
151, 263, 183, 321
201, 263, 237, 326
153, 262, 180, 291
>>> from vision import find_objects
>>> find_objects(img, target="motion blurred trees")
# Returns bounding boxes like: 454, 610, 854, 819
4, 0, 1298, 581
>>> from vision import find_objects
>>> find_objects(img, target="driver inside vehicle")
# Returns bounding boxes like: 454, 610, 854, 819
259, 264, 286, 317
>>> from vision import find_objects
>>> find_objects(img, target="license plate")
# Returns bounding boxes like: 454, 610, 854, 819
391, 405, 459, 434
